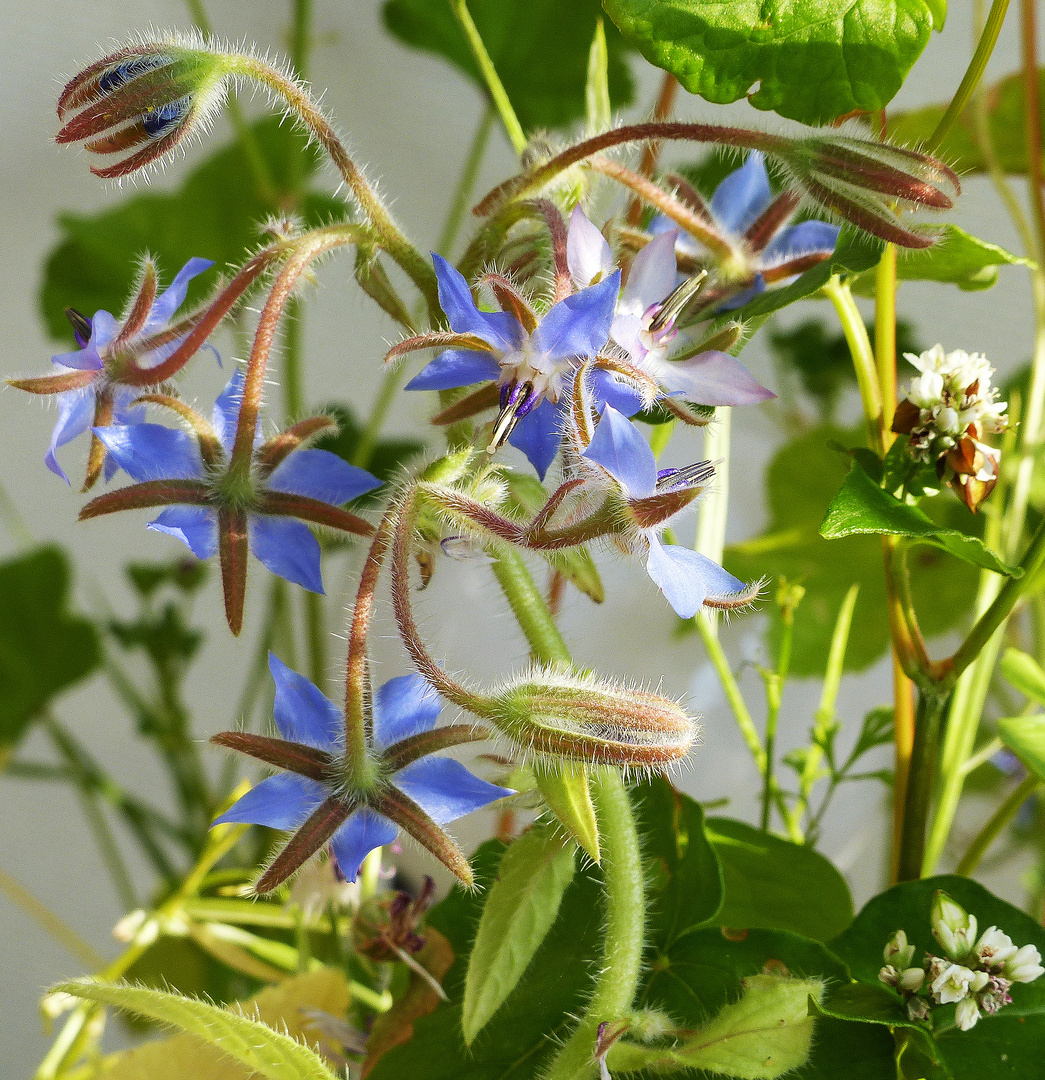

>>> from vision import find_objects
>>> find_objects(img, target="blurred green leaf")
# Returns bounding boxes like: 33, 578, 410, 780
40, 119, 345, 343
382, 0, 634, 131
998, 715, 1045, 784
602, 0, 942, 125
1000, 647, 1045, 707
0, 546, 100, 757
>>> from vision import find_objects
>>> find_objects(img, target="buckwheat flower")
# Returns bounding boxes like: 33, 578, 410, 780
10, 257, 213, 488
978, 975, 1013, 1014
931, 891, 978, 961
652, 152, 839, 309
892, 345, 1008, 511
955, 996, 981, 1031
581, 405, 758, 618
212, 656, 513, 891
79, 370, 380, 633
929, 959, 976, 1005
567, 208, 774, 406
1003, 943, 1045, 984
884, 929, 917, 970
974, 926, 1020, 972
400, 253, 628, 479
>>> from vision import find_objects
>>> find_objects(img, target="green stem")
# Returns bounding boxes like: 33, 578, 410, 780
303, 590, 326, 688
956, 774, 1041, 875
281, 295, 305, 421
760, 607, 794, 831
489, 550, 571, 666
75, 787, 137, 912
897, 688, 951, 881
438, 105, 495, 259
290, 0, 313, 77
449, 0, 526, 154
694, 406, 731, 641
924, 0, 1011, 154
542, 768, 644, 1080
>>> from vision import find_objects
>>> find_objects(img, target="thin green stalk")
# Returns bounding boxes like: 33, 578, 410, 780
897, 688, 951, 881
489, 550, 571, 666
956, 774, 1041, 875
694, 406, 731, 641
290, 0, 313, 77
438, 105, 495, 259
449, 0, 526, 154
75, 788, 137, 912
281, 295, 306, 422
542, 768, 644, 1080
760, 600, 795, 831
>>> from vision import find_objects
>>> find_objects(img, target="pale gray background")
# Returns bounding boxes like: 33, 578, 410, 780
0, 2, 1039, 1074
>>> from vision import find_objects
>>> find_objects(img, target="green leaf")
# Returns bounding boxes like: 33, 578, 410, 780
462, 825, 575, 1044
1000, 647, 1045, 707
40, 119, 344, 343
601, 0, 941, 125
821, 460, 1020, 576
0, 546, 100, 757
53, 979, 340, 1080
534, 763, 600, 861
704, 818, 854, 942
585, 18, 612, 133
381, 0, 634, 132
998, 715, 1045, 784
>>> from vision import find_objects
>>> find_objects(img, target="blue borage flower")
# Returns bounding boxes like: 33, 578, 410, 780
212, 655, 513, 891
582, 405, 758, 619
10, 257, 214, 488
80, 369, 380, 633
652, 151, 840, 310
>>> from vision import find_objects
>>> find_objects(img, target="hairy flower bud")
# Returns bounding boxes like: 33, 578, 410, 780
485, 668, 698, 768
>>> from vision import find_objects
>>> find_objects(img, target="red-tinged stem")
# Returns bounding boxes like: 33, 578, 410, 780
81, 389, 114, 493
626, 73, 679, 226
218, 506, 250, 636
530, 198, 572, 303
255, 796, 351, 893
210, 731, 334, 783
8, 370, 96, 394
374, 787, 473, 886
255, 416, 337, 474
257, 492, 373, 537
79, 479, 210, 520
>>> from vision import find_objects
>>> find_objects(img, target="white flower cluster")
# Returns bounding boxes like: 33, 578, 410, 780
878, 892, 1044, 1031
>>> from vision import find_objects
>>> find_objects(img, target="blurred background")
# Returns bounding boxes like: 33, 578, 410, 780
1, 2, 1040, 1073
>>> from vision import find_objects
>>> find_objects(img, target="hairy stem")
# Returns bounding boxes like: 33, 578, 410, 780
489, 550, 571, 666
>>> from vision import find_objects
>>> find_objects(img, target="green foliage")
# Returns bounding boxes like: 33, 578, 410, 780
461, 825, 575, 1044
39, 119, 345, 343
0, 546, 100, 758
704, 817, 854, 942
602, 0, 943, 125
53, 979, 340, 1080
1000, 647, 1045, 706
821, 459, 1020, 576
382, 0, 634, 131
998, 715, 1045, 784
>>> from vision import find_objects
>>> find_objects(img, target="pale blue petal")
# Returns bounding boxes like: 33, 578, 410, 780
393, 757, 513, 825
46, 389, 97, 483
51, 346, 104, 372
508, 398, 562, 480
212, 773, 325, 829
620, 231, 677, 313
146, 257, 214, 329
147, 506, 218, 558
432, 253, 525, 351
212, 369, 245, 452
268, 652, 342, 750
582, 405, 656, 497
659, 351, 775, 406
566, 206, 613, 288
711, 152, 773, 235
268, 449, 381, 505
759, 220, 840, 268
330, 809, 398, 882
405, 349, 501, 391
91, 310, 120, 349
589, 367, 643, 417
717, 276, 766, 312
250, 516, 324, 594
93, 423, 205, 481
372, 673, 442, 751
646, 536, 746, 619
531, 270, 620, 361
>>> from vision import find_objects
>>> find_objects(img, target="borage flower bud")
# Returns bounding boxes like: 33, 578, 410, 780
931, 891, 978, 961
486, 667, 698, 769
57, 35, 231, 178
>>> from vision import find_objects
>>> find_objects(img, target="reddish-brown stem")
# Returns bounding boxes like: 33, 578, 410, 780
210, 731, 335, 784
218, 506, 250, 636
8, 369, 96, 394
627, 73, 679, 226
79, 479, 210, 520
662, 173, 713, 222
528, 480, 586, 536
255, 796, 352, 893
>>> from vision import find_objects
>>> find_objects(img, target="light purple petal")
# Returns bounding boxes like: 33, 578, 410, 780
582, 405, 656, 497
212, 772, 325, 829
393, 757, 513, 825
645, 536, 746, 619
531, 270, 620, 361
147, 505, 218, 558
372, 673, 442, 751
711, 152, 773, 235
250, 516, 324, 594
330, 808, 398, 882
93, 423, 205, 481
432, 253, 525, 351
267, 449, 381, 505
51, 311, 117, 370
508, 398, 563, 480
620, 231, 678, 313
759, 219, 840, 269
146, 257, 214, 329
405, 349, 502, 391
567, 207, 613, 289
212, 369, 245, 452
658, 351, 775, 406
589, 367, 643, 417
717, 276, 766, 312
45, 389, 96, 483
268, 652, 342, 750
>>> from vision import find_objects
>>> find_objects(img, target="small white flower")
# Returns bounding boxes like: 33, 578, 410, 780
955, 996, 981, 1031
974, 926, 1019, 971
884, 929, 916, 970
1004, 943, 1045, 984
931, 961, 976, 1004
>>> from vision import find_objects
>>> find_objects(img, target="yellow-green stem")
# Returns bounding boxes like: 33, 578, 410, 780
956, 774, 1041, 875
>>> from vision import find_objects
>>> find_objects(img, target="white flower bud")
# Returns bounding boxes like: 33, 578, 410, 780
884, 929, 916, 970
1004, 943, 1045, 984
955, 996, 981, 1031
931, 892, 977, 961
930, 961, 975, 1004
899, 967, 926, 993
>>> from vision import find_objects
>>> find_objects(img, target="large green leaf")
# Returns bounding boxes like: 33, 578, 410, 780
705, 817, 854, 942
602, 0, 943, 125
382, 0, 634, 131
821, 460, 1020, 576
461, 825, 575, 1044
54, 979, 340, 1080
40, 119, 345, 344
999, 647, 1045, 707
0, 546, 100, 758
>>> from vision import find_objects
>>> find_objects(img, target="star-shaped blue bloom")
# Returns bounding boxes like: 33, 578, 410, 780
213, 655, 513, 888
